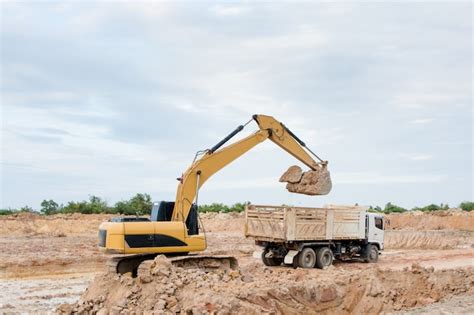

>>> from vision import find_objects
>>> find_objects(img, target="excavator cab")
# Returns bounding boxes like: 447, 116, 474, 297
151, 201, 199, 235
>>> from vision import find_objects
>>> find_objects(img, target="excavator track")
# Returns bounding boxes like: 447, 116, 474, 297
107, 254, 238, 278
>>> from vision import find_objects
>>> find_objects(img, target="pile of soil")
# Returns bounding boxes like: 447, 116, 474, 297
385, 230, 474, 249
57, 255, 473, 314
279, 165, 332, 195
0, 213, 112, 236
387, 210, 474, 231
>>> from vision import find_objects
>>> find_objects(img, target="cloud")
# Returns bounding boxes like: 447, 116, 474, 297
210, 5, 251, 17
409, 155, 434, 161
411, 118, 434, 124
400, 154, 434, 161
1, 1, 471, 209
334, 172, 445, 184
204, 177, 281, 191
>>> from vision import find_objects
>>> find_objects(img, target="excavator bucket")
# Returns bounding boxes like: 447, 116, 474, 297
279, 165, 332, 195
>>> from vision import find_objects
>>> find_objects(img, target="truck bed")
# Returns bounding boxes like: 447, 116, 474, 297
244, 204, 367, 242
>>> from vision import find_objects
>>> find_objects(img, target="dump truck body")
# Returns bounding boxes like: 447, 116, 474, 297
245, 204, 384, 268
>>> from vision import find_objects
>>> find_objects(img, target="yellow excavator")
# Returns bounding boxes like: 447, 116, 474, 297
98, 114, 329, 276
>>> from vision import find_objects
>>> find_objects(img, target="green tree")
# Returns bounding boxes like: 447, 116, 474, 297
62, 201, 89, 214
412, 203, 450, 212
88, 195, 109, 214
229, 202, 250, 213
113, 193, 152, 215
417, 204, 442, 212
129, 193, 152, 214
0, 209, 16, 215
198, 203, 229, 213
440, 203, 449, 210
383, 202, 406, 213
114, 200, 131, 215
20, 205, 34, 212
367, 205, 383, 213
459, 201, 474, 212
40, 199, 59, 215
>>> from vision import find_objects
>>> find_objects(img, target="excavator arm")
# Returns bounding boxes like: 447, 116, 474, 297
172, 114, 328, 222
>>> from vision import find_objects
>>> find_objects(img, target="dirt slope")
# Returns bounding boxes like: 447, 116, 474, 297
59, 257, 473, 314
386, 209, 474, 231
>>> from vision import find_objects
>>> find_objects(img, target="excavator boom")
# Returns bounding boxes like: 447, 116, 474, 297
172, 114, 328, 222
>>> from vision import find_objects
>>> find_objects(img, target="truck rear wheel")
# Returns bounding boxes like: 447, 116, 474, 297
363, 244, 379, 263
315, 247, 333, 269
297, 248, 316, 268
261, 251, 283, 266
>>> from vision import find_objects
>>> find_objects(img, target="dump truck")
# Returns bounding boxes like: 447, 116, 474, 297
245, 204, 384, 268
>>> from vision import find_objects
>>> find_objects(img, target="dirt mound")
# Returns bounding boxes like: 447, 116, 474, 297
385, 230, 474, 249
0, 213, 112, 236
200, 212, 245, 232
280, 165, 332, 195
387, 210, 474, 231
58, 255, 474, 314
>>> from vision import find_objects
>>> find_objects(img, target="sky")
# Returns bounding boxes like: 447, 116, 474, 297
1, 1, 472, 210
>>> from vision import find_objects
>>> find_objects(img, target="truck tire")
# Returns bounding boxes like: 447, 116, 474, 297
297, 247, 316, 268
261, 251, 283, 266
315, 247, 333, 269
363, 244, 379, 263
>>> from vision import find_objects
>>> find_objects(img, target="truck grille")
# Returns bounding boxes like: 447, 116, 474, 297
98, 229, 107, 247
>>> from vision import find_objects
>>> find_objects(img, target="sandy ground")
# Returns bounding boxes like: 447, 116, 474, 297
391, 295, 474, 314
0, 210, 473, 314
0, 274, 95, 313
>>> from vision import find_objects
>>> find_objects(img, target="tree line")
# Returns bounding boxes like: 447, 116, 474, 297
0, 194, 472, 216
367, 201, 474, 213
0, 193, 252, 216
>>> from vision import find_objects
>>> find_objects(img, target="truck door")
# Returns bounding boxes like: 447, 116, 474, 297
367, 214, 384, 249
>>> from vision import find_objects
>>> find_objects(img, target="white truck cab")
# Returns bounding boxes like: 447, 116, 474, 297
366, 213, 385, 250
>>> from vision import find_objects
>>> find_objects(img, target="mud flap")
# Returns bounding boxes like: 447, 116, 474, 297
253, 249, 264, 259
284, 250, 299, 264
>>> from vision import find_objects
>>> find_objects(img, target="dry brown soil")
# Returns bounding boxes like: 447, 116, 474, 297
0, 210, 473, 314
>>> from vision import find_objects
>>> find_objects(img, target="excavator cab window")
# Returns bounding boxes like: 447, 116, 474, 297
151, 201, 199, 235
186, 204, 199, 235
151, 201, 175, 222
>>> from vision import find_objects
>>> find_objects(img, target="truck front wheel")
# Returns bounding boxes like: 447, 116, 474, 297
315, 247, 333, 269
261, 251, 283, 266
363, 244, 379, 263
297, 248, 316, 268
